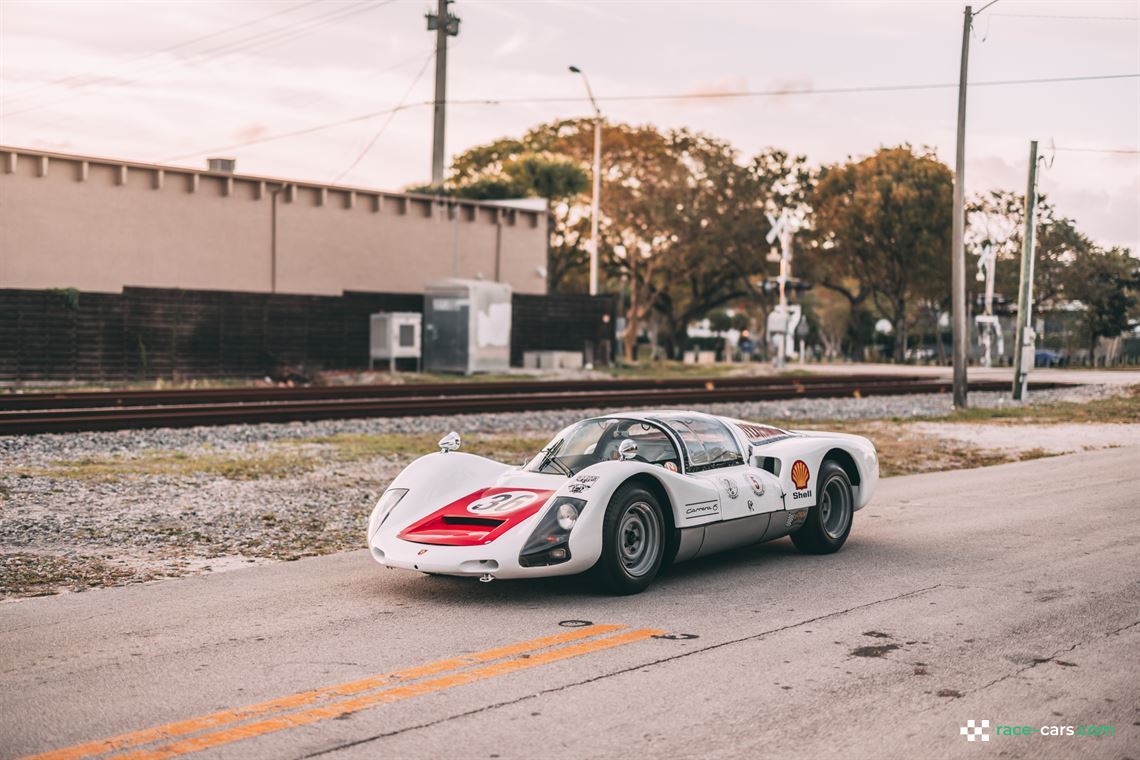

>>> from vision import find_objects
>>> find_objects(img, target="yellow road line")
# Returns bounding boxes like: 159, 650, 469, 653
117, 628, 664, 760
27, 625, 622, 760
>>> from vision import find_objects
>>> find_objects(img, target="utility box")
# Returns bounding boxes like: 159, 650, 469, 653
370, 312, 422, 372
423, 279, 512, 374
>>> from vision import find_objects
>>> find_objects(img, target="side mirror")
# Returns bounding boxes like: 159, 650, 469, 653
618, 439, 639, 460
438, 431, 461, 453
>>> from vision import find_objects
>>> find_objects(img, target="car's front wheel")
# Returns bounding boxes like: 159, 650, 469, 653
790, 460, 853, 554
595, 483, 665, 595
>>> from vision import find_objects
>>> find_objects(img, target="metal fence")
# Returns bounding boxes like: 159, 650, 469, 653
0, 287, 617, 383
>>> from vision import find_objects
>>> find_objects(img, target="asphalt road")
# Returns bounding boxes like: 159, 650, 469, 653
3, 446, 1138, 760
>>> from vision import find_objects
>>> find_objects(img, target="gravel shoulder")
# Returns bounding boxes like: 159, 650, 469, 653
1, 382, 1131, 600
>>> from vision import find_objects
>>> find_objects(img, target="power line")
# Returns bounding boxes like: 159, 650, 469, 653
162, 71, 1140, 164
990, 13, 1140, 20
162, 103, 422, 162
445, 72, 1140, 106
1, 1, 394, 119
1053, 146, 1140, 154
331, 51, 436, 183
0, 0, 323, 106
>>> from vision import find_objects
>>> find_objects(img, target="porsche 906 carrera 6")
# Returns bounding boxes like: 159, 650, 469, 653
367, 410, 877, 594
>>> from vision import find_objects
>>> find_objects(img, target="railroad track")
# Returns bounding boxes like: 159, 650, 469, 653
0, 375, 1057, 435
0, 373, 919, 411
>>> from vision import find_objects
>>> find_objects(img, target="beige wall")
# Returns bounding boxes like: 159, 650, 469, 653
0, 147, 548, 296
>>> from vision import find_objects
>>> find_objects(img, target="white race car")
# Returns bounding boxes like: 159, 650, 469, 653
367, 410, 877, 594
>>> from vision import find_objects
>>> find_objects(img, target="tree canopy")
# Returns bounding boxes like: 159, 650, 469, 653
420, 121, 1135, 364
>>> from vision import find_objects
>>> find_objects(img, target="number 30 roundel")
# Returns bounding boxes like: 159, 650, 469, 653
467, 490, 541, 515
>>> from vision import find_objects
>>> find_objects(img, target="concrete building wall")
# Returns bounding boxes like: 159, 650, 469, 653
0, 147, 549, 296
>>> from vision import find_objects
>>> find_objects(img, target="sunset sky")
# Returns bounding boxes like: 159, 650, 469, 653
1, 0, 1137, 252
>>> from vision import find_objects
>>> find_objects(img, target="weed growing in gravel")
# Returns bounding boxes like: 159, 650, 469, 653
935, 384, 1140, 425
14, 449, 312, 482
0, 553, 150, 597
286, 432, 550, 464
10, 433, 552, 485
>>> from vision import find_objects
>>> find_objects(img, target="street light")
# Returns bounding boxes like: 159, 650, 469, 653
569, 65, 602, 297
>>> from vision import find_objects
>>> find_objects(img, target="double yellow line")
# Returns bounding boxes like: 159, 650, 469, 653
27, 624, 662, 760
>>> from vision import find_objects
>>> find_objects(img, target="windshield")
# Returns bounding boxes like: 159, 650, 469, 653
525, 418, 681, 476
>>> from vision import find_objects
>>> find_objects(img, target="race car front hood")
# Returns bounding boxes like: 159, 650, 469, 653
397, 486, 556, 547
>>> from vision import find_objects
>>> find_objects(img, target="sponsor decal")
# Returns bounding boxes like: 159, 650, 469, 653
720, 476, 739, 499
467, 490, 543, 515
417, 548, 429, 556
745, 472, 765, 496
785, 509, 808, 528
684, 502, 719, 519
792, 489, 813, 500
663, 461, 678, 472
746, 499, 755, 512
790, 460, 811, 490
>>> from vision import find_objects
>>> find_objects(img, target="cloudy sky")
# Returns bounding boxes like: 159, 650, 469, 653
2, 0, 1137, 252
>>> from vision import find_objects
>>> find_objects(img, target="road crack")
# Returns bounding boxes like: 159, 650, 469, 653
973, 618, 1140, 693
299, 584, 942, 758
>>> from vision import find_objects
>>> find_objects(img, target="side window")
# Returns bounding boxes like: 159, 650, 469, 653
656, 416, 742, 470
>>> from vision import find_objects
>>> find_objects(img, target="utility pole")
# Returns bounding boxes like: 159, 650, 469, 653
570, 65, 602, 296
427, 0, 460, 186
1012, 140, 1039, 401
951, 4, 973, 408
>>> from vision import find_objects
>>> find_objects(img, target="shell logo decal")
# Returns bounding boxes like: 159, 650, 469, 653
790, 460, 811, 491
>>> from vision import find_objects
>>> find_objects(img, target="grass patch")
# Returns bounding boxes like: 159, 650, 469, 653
13, 433, 551, 484
779, 420, 1060, 477
933, 385, 1140, 425
15, 449, 312, 483
289, 432, 551, 464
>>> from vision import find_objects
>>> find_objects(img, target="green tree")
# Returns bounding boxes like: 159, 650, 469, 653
802, 145, 953, 361
413, 140, 590, 292
433, 120, 782, 360
1064, 247, 1140, 359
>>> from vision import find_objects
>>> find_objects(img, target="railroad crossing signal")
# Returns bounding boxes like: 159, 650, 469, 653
764, 209, 803, 369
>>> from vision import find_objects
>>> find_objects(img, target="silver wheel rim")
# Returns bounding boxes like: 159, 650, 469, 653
819, 475, 852, 540
618, 501, 661, 577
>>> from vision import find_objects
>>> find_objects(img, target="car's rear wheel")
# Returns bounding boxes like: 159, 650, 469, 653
790, 460, 853, 554
595, 483, 665, 595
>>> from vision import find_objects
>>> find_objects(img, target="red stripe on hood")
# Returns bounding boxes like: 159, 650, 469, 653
397, 487, 555, 546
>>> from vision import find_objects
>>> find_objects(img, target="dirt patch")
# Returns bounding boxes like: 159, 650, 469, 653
0, 552, 157, 598
809, 420, 1056, 477
909, 422, 1140, 456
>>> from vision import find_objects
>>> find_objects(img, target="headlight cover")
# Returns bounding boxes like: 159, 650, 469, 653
519, 496, 585, 567
368, 488, 408, 540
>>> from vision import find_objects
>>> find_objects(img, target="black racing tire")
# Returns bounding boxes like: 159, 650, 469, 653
790, 460, 854, 555
594, 483, 666, 595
